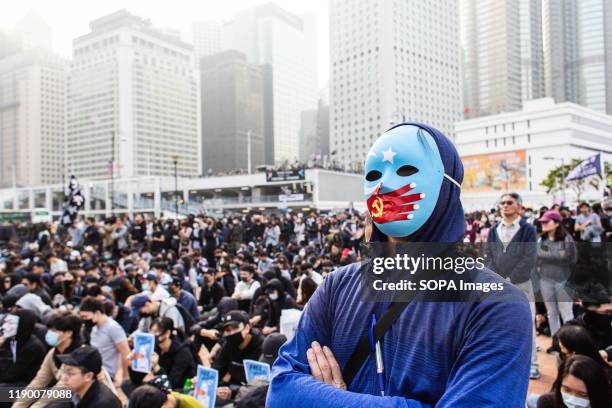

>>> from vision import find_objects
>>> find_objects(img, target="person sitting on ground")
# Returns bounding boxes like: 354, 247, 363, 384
535, 355, 611, 408
213, 310, 264, 402
150, 317, 197, 390
128, 380, 201, 408
130, 294, 185, 335
0, 309, 46, 388
46, 345, 121, 408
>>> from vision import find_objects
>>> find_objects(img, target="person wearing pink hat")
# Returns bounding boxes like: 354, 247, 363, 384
536, 210, 577, 340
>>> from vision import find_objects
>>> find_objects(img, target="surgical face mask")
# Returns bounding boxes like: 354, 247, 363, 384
1, 315, 19, 338
363, 125, 460, 238
45, 330, 62, 347
561, 392, 590, 408
142, 283, 151, 292
269, 291, 279, 301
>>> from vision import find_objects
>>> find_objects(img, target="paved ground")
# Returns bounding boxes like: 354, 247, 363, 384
527, 334, 557, 399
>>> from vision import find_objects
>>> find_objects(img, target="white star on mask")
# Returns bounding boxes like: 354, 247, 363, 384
382, 147, 397, 164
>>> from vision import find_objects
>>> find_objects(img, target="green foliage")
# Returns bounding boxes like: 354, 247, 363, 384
540, 159, 611, 202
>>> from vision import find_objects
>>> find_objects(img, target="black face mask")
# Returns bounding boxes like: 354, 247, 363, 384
82, 319, 95, 329
225, 331, 243, 349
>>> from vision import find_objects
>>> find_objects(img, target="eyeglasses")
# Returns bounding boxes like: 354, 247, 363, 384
500, 201, 516, 206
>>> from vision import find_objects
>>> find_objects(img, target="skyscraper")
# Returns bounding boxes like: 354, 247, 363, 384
67, 10, 201, 180
543, 0, 612, 115
200, 50, 264, 174
223, 3, 318, 164
330, 0, 462, 169
519, 0, 545, 101
460, 0, 522, 117
0, 49, 67, 188
192, 20, 222, 60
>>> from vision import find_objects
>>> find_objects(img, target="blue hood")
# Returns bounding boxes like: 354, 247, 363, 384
370, 122, 465, 243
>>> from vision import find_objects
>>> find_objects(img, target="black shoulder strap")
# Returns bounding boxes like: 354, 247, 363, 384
342, 301, 410, 387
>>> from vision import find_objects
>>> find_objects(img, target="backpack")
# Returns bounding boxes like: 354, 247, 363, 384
174, 303, 196, 335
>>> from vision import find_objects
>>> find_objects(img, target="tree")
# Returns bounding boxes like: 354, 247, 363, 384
540, 159, 611, 203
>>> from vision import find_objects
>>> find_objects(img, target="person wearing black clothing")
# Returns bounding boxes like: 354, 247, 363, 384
213, 311, 264, 386
48, 345, 121, 408
260, 278, 296, 336
252, 218, 265, 242
123, 264, 143, 292
263, 267, 297, 300
215, 263, 236, 297
0, 309, 46, 387
131, 214, 148, 251
151, 318, 197, 390
560, 207, 575, 237
192, 297, 238, 352
12, 312, 85, 408
203, 220, 217, 268
22, 273, 53, 306
83, 217, 101, 248
150, 223, 165, 254
199, 269, 226, 312
535, 355, 611, 408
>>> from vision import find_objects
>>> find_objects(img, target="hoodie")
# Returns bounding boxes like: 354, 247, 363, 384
16, 293, 52, 320
136, 297, 185, 334
266, 123, 533, 408
0, 309, 46, 385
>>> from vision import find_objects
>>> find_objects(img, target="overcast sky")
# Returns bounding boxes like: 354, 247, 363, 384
1, 0, 330, 86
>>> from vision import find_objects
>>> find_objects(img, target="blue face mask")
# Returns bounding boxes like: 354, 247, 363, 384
142, 283, 151, 292
561, 392, 590, 408
364, 125, 460, 238
45, 330, 60, 347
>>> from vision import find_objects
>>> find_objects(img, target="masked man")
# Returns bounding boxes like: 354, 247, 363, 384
267, 123, 533, 407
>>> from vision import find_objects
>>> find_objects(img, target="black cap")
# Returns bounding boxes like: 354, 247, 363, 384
220, 310, 249, 329
144, 273, 158, 283
260, 333, 287, 365
57, 345, 102, 375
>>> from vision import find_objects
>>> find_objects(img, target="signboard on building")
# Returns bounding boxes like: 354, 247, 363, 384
266, 168, 305, 182
462, 150, 528, 192
279, 194, 305, 202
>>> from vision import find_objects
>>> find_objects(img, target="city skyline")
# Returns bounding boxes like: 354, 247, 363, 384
0, 0, 331, 87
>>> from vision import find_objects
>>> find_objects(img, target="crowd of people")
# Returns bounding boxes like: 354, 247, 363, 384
0, 198, 610, 407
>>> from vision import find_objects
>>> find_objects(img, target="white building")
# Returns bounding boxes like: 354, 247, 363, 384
330, 0, 462, 169
0, 48, 68, 188
455, 98, 612, 210
223, 3, 318, 164
0, 169, 364, 218
543, 0, 612, 115
67, 10, 201, 181
191, 20, 222, 60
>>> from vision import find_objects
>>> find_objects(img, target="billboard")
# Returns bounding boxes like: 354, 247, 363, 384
266, 168, 305, 182
461, 150, 528, 192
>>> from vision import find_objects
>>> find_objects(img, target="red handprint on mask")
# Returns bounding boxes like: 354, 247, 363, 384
366, 182, 424, 224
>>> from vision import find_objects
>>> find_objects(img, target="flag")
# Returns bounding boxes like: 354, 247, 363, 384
565, 153, 602, 181
61, 175, 85, 226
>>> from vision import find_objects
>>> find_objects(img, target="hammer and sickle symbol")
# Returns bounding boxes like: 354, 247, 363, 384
371, 197, 384, 218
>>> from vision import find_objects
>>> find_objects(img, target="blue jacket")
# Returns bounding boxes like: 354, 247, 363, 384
267, 124, 532, 407
485, 218, 537, 284
178, 290, 200, 322
266, 262, 532, 407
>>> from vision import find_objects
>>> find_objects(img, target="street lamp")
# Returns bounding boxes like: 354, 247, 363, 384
172, 155, 179, 218
544, 157, 566, 205
247, 129, 252, 175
